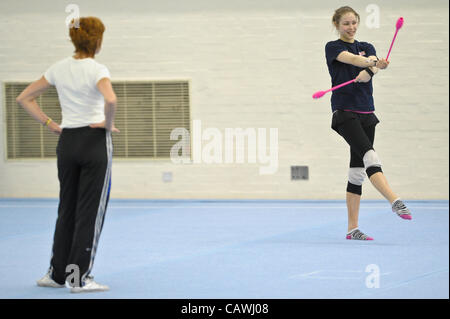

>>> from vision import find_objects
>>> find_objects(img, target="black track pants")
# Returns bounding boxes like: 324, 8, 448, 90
50, 126, 112, 286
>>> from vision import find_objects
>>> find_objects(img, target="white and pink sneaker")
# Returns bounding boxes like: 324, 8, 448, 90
392, 199, 412, 220
346, 228, 373, 241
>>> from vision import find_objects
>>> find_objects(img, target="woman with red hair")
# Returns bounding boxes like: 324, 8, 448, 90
17, 17, 118, 293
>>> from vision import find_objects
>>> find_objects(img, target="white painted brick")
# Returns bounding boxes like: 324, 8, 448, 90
0, 0, 448, 199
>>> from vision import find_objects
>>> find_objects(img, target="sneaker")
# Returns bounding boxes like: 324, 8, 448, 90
392, 199, 412, 220
36, 271, 65, 288
70, 276, 109, 293
346, 228, 373, 241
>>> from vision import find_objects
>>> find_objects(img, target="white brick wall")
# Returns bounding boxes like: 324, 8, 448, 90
0, 0, 448, 199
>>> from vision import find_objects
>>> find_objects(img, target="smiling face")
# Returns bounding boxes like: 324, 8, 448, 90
335, 12, 359, 43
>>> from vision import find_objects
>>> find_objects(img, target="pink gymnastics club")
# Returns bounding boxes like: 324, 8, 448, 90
386, 17, 404, 60
312, 78, 356, 99
313, 17, 404, 99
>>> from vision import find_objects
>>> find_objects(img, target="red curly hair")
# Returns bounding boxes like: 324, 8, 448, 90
69, 17, 105, 57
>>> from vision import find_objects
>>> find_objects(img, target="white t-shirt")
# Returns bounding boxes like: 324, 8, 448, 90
44, 57, 111, 128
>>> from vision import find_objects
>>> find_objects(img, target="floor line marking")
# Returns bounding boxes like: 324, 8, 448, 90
0, 205, 448, 210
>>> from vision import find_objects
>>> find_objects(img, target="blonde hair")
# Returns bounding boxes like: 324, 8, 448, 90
332, 6, 360, 27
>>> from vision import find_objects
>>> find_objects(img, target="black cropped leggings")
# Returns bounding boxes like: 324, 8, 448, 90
331, 110, 382, 194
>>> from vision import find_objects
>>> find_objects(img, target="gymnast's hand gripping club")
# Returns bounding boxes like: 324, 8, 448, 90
312, 17, 404, 99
